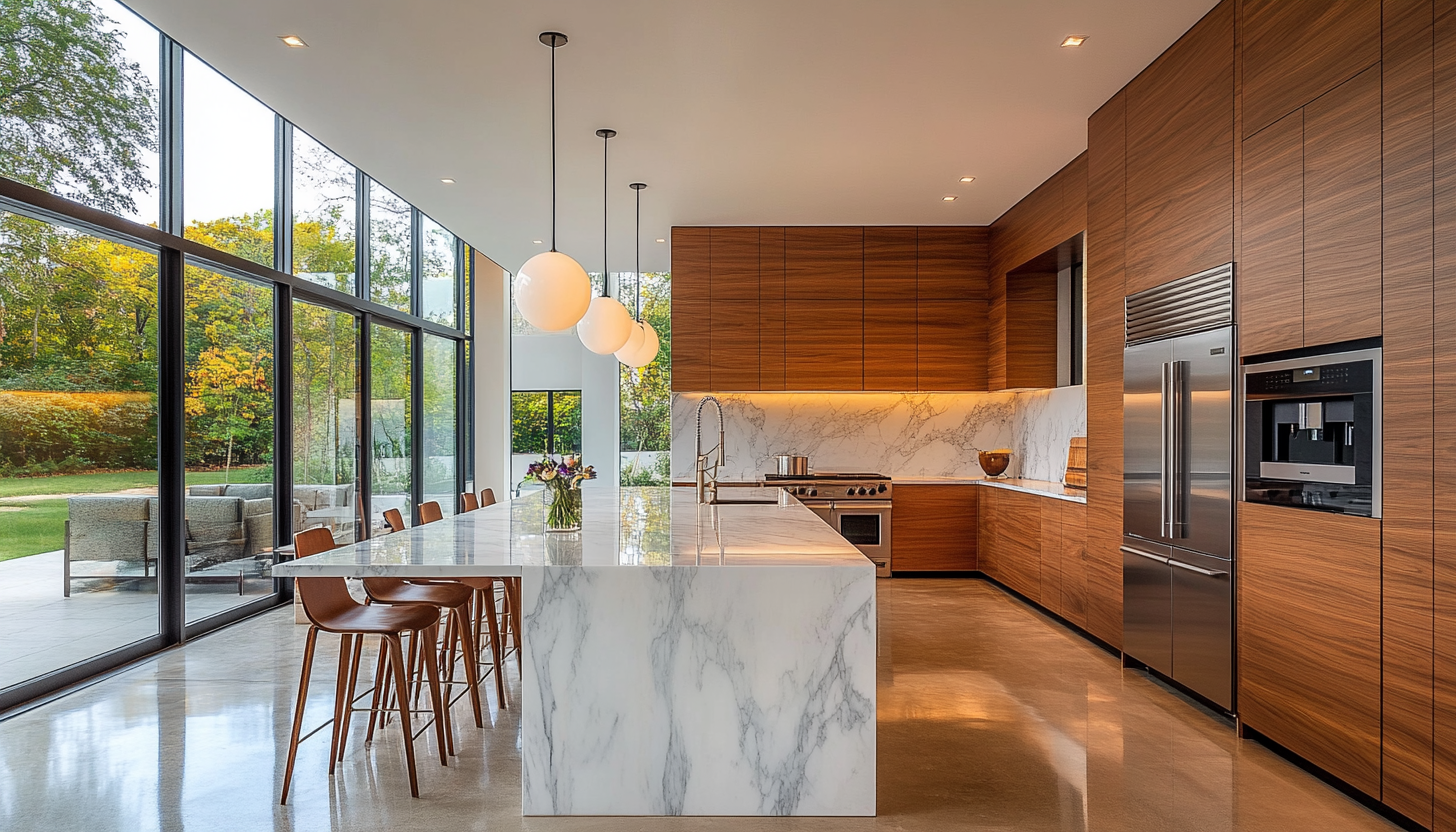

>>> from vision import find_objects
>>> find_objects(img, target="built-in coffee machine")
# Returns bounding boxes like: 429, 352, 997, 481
1243, 345, 1381, 517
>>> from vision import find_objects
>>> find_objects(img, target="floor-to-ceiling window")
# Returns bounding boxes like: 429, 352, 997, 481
369, 181, 412, 314
620, 272, 671, 485
292, 303, 360, 545
370, 324, 412, 530
184, 265, 276, 622
291, 130, 357, 294
511, 390, 582, 492
422, 334, 457, 516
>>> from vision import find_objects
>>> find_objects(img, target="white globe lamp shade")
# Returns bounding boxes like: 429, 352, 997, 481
618, 320, 659, 368
514, 251, 592, 332
577, 296, 634, 354
615, 320, 646, 360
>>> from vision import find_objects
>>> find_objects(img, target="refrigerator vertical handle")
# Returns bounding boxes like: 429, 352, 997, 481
1170, 360, 1187, 538
1161, 361, 1174, 538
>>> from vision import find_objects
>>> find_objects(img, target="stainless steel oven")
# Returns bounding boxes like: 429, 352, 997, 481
830, 501, 892, 577
766, 473, 893, 576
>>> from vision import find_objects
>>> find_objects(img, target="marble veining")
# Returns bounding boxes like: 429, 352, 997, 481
521, 563, 876, 815
1011, 384, 1087, 481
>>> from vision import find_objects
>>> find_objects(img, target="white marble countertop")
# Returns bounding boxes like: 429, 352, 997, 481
890, 476, 1088, 503
272, 486, 871, 577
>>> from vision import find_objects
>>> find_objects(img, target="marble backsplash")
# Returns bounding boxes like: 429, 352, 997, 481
670, 386, 1086, 483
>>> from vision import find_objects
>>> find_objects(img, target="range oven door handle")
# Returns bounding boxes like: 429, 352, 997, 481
836, 501, 893, 510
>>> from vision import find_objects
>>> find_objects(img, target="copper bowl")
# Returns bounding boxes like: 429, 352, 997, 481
978, 449, 1012, 477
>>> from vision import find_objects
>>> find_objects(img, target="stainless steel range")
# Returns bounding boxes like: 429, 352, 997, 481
765, 473, 892, 577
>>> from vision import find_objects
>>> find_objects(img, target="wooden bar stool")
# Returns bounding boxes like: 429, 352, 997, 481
479, 488, 497, 508
361, 574, 485, 730
419, 500, 443, 524
461, 492, 479, 512
282, 528, 449, 804
383, 508, 406, 533
474, 488, 519, 666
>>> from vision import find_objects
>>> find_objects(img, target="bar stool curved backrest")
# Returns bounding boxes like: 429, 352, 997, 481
383, 508, 405, 533
419, 501, 443, 524
479, 488, 496, 508
291, 528, 355, 627
461, 492, 479, 512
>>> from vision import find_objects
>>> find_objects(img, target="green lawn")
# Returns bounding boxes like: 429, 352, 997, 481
0, 467, 268, 499
0, 499, 70, 562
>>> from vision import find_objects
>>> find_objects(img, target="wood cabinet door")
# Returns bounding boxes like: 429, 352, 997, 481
708, 227, 760, 302
918, 300, 988, 390
994, 489, 1042, 600
786, 227, 863, 300
1302, 64, 1382, 347
1240, 109, 1305, 356
890, 485, 977, 572
917, 227, 989, 300
1059, 502, 1089, 629
1124, 0, 1234, 293
759, 228, 787, 390
977, 488, 1000, 581
1005, 273, 1059, 389
1039, 500, 1063, 615
1241, 0, 1380, 139
784, 300, 862, 390
709, 301, 760, 390
864, 300, 917, 390
670, 227, 710, 391
865, 227, 917, 300
1239, 501, 1382, 798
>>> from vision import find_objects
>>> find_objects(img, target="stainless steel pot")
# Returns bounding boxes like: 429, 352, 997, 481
775, 454, 809, 476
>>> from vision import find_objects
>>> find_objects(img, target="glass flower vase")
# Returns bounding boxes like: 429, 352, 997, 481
544, 485, 582, 532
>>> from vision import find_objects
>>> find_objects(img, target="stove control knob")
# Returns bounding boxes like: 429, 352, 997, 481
809, 488, 818, 497
877, 483, 887, 493
846, 488, 855, 496
858, 487, 868, 495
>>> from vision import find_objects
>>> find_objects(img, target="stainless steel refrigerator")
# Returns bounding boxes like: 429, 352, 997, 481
1122, 263, 1235, 711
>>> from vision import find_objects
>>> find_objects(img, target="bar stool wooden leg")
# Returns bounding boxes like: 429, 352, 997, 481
384, 633, 421, 798
481, 585, 507, 707
280, 626, 320, 805
336, 635, 365, 763
365, 644, 389, 744
452, 606, 485, 727
419, 622, 451, 766
328, 633, 354, 775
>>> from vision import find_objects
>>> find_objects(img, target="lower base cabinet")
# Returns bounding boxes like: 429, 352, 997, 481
1238, 501, 1382, 798
977, 488, 1088, 628
891, 485, 978, 571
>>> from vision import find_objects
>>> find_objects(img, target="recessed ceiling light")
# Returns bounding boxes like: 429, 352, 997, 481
532, 239, 544, 245
656, 238, 666, 243
942, 195, 958, 202
959, 176, 976, 183
440, 178, 455, 184
279, 35, 308, 48
1060, 35, 1087, 48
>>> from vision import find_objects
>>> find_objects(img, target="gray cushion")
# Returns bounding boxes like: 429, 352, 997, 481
66, 496, 150, 564
222, 483, 272, 500
187, 485, 225, 497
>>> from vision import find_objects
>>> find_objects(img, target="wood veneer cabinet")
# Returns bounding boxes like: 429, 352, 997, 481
1238, 501, 1382, 799
890, 485, 977, 572
786, 227, 862, 300
1241, 0, 1380, 139
977, 488, 1089, 631
670, 227, 710, 390
1058, 501, 1088, 629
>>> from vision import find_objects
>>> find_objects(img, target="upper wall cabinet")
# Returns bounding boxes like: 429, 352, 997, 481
1241, 0, 1380, 138
918, 228, 989, 300
786, 227, 863, 299
1124, 0, 1234, 294
669, 227, 711, 390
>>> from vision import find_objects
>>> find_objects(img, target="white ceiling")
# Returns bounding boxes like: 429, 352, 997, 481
125, 0, 1216, 274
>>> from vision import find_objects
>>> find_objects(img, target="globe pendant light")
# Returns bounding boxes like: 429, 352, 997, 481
514, 32, 592, 332
577, 128, 634, 354
616, 181, 661, 367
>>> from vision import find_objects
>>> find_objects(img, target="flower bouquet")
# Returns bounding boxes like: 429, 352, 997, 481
523, 455, 596, 532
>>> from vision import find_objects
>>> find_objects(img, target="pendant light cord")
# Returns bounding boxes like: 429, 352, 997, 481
635, 185, 642, 320
602, 132, 608, 298
550, 40, 557, 252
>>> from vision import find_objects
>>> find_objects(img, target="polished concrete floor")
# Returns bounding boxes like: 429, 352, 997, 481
0, 578, 1400, 831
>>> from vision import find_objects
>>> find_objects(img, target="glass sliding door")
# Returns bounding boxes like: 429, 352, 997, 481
422, 334, 457, 516
370, 324, 412, 531
183, 264, 276, 623
0, 213, 159, 691
292, 302, 360, 545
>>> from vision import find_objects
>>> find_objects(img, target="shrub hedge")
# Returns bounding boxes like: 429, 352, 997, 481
0, 391, 156, 474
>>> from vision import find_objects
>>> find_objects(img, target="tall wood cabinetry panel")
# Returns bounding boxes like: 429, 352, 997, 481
1123, 0, 1234, 294
785, 300, 862, 390
759, 228, 787, 390
1303, 64, 1382, 346
1239, 110, 1305, 356
1059, 502, 1088, 629
891, 485, 977, 572
1039, 501, 1063, 615
786, 227, 863, 299
670, 227, 710, 391
1241, 0, 1381, 138
708, 227, 760, 301
1005, 274, 1059, 389
1381, 4, 1436, 824
918, 228, 988, 300
917, 301, 986, 391
1238, 502, 1382, 799
1433, 7, 1456, 829
864, 228, 918, 390
706, 228, 761, 390
865, 227, 917, 299
1085, 92, 1128, 649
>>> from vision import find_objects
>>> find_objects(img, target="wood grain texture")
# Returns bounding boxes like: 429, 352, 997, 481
1433, 7, 1456, 828
917, 227, 990, 300
917, 299, 988, 391
1124, 0, 1235, 294
1303, 64, 1383, 347
1241, 0, 1381, 138
1381, 2, 1436, 823
1040, 499, 1063, 614
864, 300, 918, 391
1060, 502, 1089, 629
1005, 273, 1059, 389
992, 489, 1043, 600
977, 487, 1000, 581
989, 153, 1089, 279
708, 300, 760, 391
864, 227, 917, 300
786, 227, 863, 300
669, 227, 710, 391
891, 485, 977, 571
784, 300, 862, 390
758, 228, 787, 391
1239, 109, 1305, 355
1238, 502, 1383, 798
708, 227, 760, 301
1085, 91, 1128, 649
989, 258, 1008, 389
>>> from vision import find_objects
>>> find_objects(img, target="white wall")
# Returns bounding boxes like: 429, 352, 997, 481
473, 252, 511, 498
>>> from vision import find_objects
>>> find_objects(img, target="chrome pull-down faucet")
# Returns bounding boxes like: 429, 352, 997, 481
694, 396, 725, 504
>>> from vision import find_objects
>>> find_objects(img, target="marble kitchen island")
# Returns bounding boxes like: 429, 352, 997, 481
273, 486, 877, 817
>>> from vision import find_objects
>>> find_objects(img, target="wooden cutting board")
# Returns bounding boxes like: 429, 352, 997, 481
1064, 436, 1087, 489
